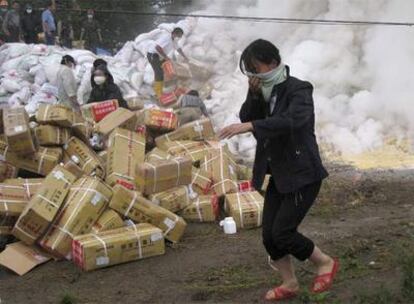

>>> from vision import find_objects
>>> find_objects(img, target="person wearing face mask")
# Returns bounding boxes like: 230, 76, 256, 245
219, 39, 337, 301
80, 9, 103, 54
21, 4, 38, 44
0, 0, 8, 44
147, 27, 189, 99
87, 64, 128, 108
2, 1, 21, 42
41, 1, 56, 45
56, 55, 80, 111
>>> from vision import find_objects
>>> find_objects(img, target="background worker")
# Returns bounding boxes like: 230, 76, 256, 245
21, 3, 38, 44
80, 9, 103, 53
57, 55, 80, 111
147, 27, 189, 99
57, 15, 74, 48
0, 0, 9, 44
41, 1, 56, 45
2, 1, 20, 42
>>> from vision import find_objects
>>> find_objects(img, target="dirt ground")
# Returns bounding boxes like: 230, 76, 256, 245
1, 164, 414, 304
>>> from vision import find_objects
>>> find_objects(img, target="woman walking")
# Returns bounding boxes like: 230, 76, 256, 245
219, 39, 339, 301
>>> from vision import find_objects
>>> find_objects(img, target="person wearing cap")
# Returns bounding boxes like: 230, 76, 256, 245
147, 27, 189, 99
80, 9, 102, 53
21, 3, 38, 44
0, 0, 9, 44
41, 1, 56, 45
57, 55, 80, 111
2, 1, 21, 42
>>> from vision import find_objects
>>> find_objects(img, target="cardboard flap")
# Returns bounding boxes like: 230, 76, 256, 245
0, 241, 52, 275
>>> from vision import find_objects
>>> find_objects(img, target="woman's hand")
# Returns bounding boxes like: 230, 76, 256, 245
248, 76, 262, 93
219, 122, 253, 140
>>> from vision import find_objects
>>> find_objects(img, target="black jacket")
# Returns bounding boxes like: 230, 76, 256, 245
87, 69, 128, 108
240, 66, 328, 194
21, 13, 38, 39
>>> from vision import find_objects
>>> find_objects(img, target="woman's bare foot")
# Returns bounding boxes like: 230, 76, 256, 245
265, 281, 299, 301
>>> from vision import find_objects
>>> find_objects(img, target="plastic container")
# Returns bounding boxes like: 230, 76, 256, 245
219, 217, 237, 234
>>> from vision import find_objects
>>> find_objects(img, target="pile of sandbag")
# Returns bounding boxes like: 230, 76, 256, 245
0, 103, 263, 275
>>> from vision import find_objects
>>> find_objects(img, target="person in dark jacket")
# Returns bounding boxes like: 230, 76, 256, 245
21, 4, 37, 44
87, 64, 127, 108
2, 1, 20, 42
219, 39, 338, 301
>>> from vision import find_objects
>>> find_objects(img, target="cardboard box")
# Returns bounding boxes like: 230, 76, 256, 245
237, 164, 253, 181
179, 195, 219, 222
81, 100, 119, 122
106, 128, 145, 189
63, 160, 84, 179
71, 114, 93, 144
3, 107, 37, 155
225, 191, 264, 229
201, 147, 238, 196
0, 139, 62, 176
91, 209, 124, 234
0, 215, 17, 235
0, 184, 29, 216
109, 185, 187, 243
238, 180, 254, 192
36, 104, 74, 128
137, 109, 178, 132
149, 185, 195, 213
0, 160, 18, 182
155, 118, 216, 148
95, 108, 137, 136
72, 223, 165, 271
162, 140, 212, 164
12, 166, 77, 245
40, 176, 112, 258
191, 168, 213, 195
98, 150, 108, 165
125, 96, 145, 111
63, 137, 105, 179
4, 178, 44, 199
0, 241, 52, 275
145, 147, 171, 162
34, 125, 71, 146
136, 157, 192, 195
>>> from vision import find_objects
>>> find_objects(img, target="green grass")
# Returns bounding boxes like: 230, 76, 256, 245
401, 253, 414, 301
60, 293, 77, 304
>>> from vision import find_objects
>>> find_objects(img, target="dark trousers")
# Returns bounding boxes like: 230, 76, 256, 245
262, 178, 322, 261
45, 32, 55, 45
147, 52, 164, 81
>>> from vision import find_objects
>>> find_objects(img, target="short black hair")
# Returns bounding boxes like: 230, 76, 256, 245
239, 39, 281, 74
172, 27, 184, 35
61, 55, 75, 65
93, 58, 107, 69
187, 90, 199, 97
46, 1, 53, 7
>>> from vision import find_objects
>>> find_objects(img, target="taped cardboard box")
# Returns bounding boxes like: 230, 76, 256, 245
106, 128, 145, 189
155, 118, 216, 149
136, 109, 178, 132
136, 157, 192, 195
98, 150, 107, 165
63, 137, 105, 179
191, 168, 213, 195
72, 223, 165, 271
0, 215, 18, 235
0, 160, 18, 182
40, 176, 112, 258
0, 241, 52, 275
4, 178, 44, 199
36, 104, 74, 128
0, 139, 62, 176
125, 96, 145, 111
0, 183, 29, 216
179, 195, 219, 222
201, 147, 238, 196
63, 159, 84, 179
95, 108, 137, 136
91, 209, 124, 234
34, 125, 71, 146
162, 140, 212, 164
71, 114, 93, 144
145, 147, 171, 162
238, 180, 254, 193
12, 165, 77, 245
3, 107, 37, 155
225, 191, 264, 229
149, 185, 195, 213
109, 185, 187, 243
81, 99, 119, 122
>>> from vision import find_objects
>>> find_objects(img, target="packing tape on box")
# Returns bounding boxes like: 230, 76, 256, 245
194, 120, 203, 139
194, 197, 203, 222
147, 163, 158, 194
37, 148, 48, 174
37, 194, 60, 209
129, 224, 143, 259
163, 215, 179, 237
42, 105, 51, 121
172, 159, 181, 186
92, 234, 110, 266
113, 133, 145, 147
125, 191, 138, 217
236, 192, 245, 228
246, 192, 263, 227
53, 170, 72, 185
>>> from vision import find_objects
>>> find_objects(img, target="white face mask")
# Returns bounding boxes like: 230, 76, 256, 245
94, 76, 106, 85
88, 14, 93, 19
26, 9, 32, 13
245, 68, 278, 81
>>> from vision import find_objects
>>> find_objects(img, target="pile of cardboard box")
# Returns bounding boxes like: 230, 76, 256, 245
0, 103, 263, 275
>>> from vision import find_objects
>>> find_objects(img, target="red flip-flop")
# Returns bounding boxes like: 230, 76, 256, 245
311, 258, 340, 293
265, 286, 299, 301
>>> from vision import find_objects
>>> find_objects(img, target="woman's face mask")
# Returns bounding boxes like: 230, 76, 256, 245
245, 68, 278, 81
88, 14, 93, 20
94, 76, 106, 85
26, 9, 32, 14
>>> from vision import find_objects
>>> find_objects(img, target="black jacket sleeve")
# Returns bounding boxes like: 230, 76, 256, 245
252, 81, 314, 140
87, 88, 97, 104
107, 84, 128, 109
239, 90, 265, 123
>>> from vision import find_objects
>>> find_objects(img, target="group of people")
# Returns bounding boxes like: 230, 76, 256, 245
0, 1, 103, 53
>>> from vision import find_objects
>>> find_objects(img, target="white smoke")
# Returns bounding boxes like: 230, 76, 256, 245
185, 0, 414, 157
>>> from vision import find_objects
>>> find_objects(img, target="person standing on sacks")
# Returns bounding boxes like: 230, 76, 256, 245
219, 39, 339, 301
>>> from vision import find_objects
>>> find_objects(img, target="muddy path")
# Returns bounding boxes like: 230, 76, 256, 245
1, 165, 413, 304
